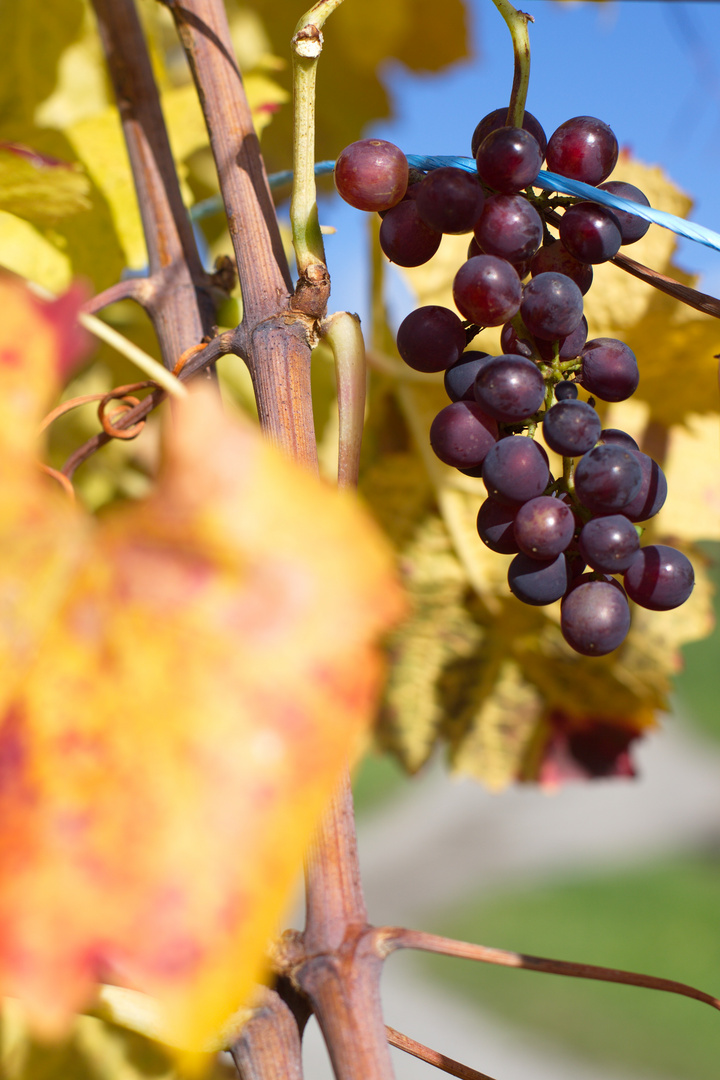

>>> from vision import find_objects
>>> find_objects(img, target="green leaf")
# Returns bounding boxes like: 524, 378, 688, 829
0, 148, 91, 225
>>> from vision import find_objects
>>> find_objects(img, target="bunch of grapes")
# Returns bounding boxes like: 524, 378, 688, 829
334, 115, 694, 657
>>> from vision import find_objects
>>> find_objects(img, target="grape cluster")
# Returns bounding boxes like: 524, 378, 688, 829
334, 117, 694, 657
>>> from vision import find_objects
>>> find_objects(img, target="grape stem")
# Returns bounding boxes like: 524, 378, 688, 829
490, 0, 533, 129
291, 0, 346, 277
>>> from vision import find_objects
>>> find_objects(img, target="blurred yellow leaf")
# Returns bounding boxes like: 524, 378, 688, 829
661, 414, 720, 541
0, 271, 404, 1048
0, 147, 91, 225
247, 0, 470, 171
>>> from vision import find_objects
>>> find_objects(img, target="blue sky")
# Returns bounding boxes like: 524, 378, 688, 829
317, 0, 720, 326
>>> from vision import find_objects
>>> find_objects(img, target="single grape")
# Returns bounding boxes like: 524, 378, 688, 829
578, 514, 640, 573
429, 400, 499, 469
574, 444, 643, 514
476, 127, 543, 192
471, 109, 548, 159
579, 338, 639, 402
623, 545, 694, 610
559, 202, 623, 264
473, 194, 543, 264
453, 255, 523, 326
555, 381, 578, 401
396, 305, 467, 372
500, 321, 534, 358
473, 353, 545, 423
482, 435, 550, 505
476, 497, 520, 554
380, 200, 441, 266
415, 167, 486, 234
546, 116, 619, 185
334, 139, 408, 211
598, 180, 651, 244
514, 495, 575, 560
530, 240, 593, 295
534, 316, 588, 362
508, 552, 570, 605
444, 350, 493, 401
561, 579, 631, 656
599, 428, 639, 452
467, 236, 483, 260
620, 450, 667, 522
542, 400, 602, 456
520, 272, 584, 341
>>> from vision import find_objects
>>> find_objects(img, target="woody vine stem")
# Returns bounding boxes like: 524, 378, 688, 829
73, 1, 720, 1078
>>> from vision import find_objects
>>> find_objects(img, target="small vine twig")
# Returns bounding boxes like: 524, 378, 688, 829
386, 1026, 497, 1080
319, 311, 366, 489
379, 928, 720, 1013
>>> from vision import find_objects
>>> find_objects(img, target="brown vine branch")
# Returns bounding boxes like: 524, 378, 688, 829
90, 0, 216, 368
380, 928, 720, 1012
386, 1026, 497, 1080
167, 0, 318, 466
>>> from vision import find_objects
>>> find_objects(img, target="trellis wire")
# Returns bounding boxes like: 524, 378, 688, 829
190, 156, 720, 255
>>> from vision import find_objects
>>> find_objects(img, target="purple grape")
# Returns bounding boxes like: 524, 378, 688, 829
444, 350, 493, 401
429, 400, 499, 469
578, 515, 640, 573
560, 202, 623, 264
482, 436, 550, 505
477, 497, 520, 554
620, 451, 668, 522
473, 353, 545, 423
453, 256, 522, 326
473, 194, 543, 264
534, 316, 588, 362
396, 306, 467, 373
598, 181, 651, 244
543, 400, 601, 456
530, 240, 593, 295
501, 321, 534, 358
467, 236, 483, 259
514, 495, 575, 560
415, 167, 486, 235
579, 338, 639, 402
555, 381, 578, 401
508, 552, 570, 606
599, 428, 639, 452
561, 579, 631, 655
334, 139, 408, 211
574, 444, 643, 514
471, 109, 547, 159
546, 116, 619, 185
521, 272, 584, 341
380, 200, 441, 266
476, 127, 543, 193
623, 545, 694, 610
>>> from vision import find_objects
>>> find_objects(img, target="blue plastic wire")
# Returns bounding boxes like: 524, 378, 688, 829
189, 155, 720, 255
406, 154, 720, 255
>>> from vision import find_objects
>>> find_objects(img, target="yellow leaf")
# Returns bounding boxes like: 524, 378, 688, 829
661, 414, 720, 541
249, 0, 470, 172
0, 272, 404, 1047
0, 147, 91, 225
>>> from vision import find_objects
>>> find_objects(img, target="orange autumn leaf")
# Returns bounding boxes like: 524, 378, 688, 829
0, 272, 405, 1048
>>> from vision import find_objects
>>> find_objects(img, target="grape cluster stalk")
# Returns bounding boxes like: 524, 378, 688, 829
334, 115, 694, 657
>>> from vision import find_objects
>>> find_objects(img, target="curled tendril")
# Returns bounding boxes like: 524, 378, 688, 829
38, 463, 75, 500
39, 393, 110, 434
173, 342, 207, 377
98, 382, 155, 440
